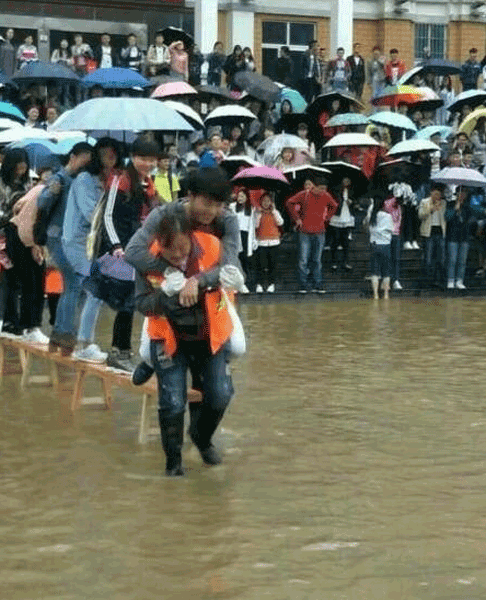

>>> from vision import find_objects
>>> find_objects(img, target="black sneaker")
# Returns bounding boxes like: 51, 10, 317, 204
198, 443, 223, 466
132, 361, 154, 385
107, 349, 135, 373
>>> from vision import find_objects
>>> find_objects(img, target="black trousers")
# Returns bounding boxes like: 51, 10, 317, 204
329, 226, 351, 266
111, 310, 133, 351
255, 245, 279, 287
3, 224, 44, 331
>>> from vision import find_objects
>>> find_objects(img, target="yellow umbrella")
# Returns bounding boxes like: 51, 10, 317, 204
458, 107, 486, 136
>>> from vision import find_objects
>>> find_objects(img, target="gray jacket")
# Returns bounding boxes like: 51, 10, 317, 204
37, 167, 73, 238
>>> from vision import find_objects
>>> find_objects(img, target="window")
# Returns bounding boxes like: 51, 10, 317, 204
414, 23, 446, 62
261, 20, 316, 82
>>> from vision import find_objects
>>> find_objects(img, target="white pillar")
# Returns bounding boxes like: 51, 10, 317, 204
226, 10, 254, 52
329, 0, 354, 57
194, 0, 219, 55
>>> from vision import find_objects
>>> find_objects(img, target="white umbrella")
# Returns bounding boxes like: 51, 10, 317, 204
49, 97, 194, 132
0, 118, 23, 131
256, 133, 309, 167
204, 105, 257, 126
369, 112, 417, 132
431, 167, 486, 187
0, 127, 56, 144
388, 138, 440, 156
397, 66, 423, 85
324, 133, 381, 148
161, 100, 204, 130
283, 165, 331, 178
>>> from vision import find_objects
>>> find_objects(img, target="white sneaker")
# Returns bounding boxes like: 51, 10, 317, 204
255, 284, 264, 293
266, 284, 275, 293
455, 280, 466, 290
447, 280, 455, 289
393, 280, 403, 290
403, 242, 413, 250
72, 344, 108, 363
23, 327, 49, 345
412, 241, 420, 250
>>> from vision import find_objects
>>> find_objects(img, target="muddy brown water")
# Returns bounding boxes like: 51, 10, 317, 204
2, 298, 486, 599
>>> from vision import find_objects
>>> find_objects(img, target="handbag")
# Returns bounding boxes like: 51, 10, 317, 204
221, 288, 246, 357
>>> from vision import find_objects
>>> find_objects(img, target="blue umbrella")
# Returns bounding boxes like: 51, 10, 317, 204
279, 88, 307, 113
414, 125, 453, 141
9, 140, 60, 171
325, 113, 369, 127
54, 136, 96, 155
0, 70, 17, 89
369, 111, 417, 132
82, 67, 151, 89
12, 61, 80, 84
0, 101, 25, 123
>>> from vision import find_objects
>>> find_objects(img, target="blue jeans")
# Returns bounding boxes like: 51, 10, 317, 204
423, 233, 445, 283
298, 231, 325, 290
370, 243, 391, 278
447, 241, 469, 282
77, 292, 103, 343
390, 234, 401, 282
46, 236, 84, 337
151, 340, 234, 420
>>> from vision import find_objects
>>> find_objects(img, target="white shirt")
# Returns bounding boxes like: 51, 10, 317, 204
100, 46, 113, 69
368, 210, 393, 245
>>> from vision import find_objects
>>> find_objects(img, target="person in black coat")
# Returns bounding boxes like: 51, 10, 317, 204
346, 43, 366, 100
94, 33, 119, 69
275, 46, 293, 87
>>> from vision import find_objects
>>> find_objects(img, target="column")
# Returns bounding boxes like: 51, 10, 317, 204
329, 0, 354, 56
194, 0, 219, 55
226, 9, 255, 51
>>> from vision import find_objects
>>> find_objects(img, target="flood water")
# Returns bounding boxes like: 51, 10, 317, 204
2, 298, 486, 599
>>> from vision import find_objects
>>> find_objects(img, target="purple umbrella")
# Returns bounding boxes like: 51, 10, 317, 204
231, 166, 289, 190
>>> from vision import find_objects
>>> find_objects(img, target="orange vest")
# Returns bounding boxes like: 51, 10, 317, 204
146, 231, 233, 356
256, 212, 281, 241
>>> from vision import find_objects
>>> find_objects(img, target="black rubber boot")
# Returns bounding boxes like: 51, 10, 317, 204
132, 361, 155, 386
187, 401, 202, 440
158, 411, 185, 477
190, 406, 225, 466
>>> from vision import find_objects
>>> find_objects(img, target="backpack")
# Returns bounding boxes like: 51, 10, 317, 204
86, 176, 119, 261
11, 184, 45, 247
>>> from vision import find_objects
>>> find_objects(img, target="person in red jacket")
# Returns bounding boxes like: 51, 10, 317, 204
286, 176, 338, 293
385, 48, 406, 85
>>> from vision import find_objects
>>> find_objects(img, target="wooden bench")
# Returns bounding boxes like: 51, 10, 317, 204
0, 337, 201, 444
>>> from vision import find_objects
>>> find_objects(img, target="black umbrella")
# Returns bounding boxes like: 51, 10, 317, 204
372, 159, 416, 190
233, 71, 281, 104
421, 58, 462, 76
321, 161, 370, 197
447, 90, 486, 113
220, 155, 259, 179
196, 84, 235, 104
282, 165, 331, 190
0, 70, 17, 89
160, 27, 194, 49
306, 92, 364, 118
12, 61, 80, 84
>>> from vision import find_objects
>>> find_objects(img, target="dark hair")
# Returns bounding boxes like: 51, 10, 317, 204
390, 48, 399, 54
242, 47, 254, 61
86, 137, 123, 175
314, 176, 327, 187
369, 194, 386, 226
234, 188, 252, 215
214, 41, 223, 49
128, 33, 137, 38
470, 47, 478, 53
186, 167, 231, 203
159, 151, 170, 160
337, 47, 344, 52
156, 211, 192, 249
130, 136, 160, 158
0, 148, 29, 187
372, 45, 381, 52
69, 142, 94, 159
280, 46, 289, 55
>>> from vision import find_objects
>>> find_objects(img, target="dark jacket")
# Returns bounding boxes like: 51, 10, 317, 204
207, 52, 226, 85
346, 54, 365, 85
35, 167, 74, 243
445, 201, 475, 243
94, 45, 119, 68
460, 59, 481, 90
275, 55, 293, 86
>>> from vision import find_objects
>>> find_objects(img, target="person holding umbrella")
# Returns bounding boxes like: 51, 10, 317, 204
286, 175, 338, 293
254, 192, 284, 293
328, 176, 355, 271
445, 188, 475, 289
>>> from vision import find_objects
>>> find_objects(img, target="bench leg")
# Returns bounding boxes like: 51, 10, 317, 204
71, 369, 87, 411
0, 343, 4, 380
101, 378, 113, 410
50, 361, 60, 389
138, 393, 155, 444
20, 351, 32, 389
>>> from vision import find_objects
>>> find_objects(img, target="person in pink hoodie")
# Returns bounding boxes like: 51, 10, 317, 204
169, 41, 189, 81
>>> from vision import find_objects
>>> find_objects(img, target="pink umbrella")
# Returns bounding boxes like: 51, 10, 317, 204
231, 165, 289, 190
151, 81, 197, 99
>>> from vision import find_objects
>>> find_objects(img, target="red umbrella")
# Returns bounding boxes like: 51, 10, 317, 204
231, 165, 289, 190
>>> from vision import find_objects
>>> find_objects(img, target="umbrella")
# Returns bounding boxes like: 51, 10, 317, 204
371, 85, 424, 107
233, 71, 281, 104
160, 100, 204, 130
387, 138, 440, 156
398, 60, 461, 85
410, 86, 443, 112
306, 92, 364, 117
431, 166, 486, 187
397, 66, 424, 85
220, 156, 260, 178
323, 133, 381, 148
325, 113, 370, 127
0, 118, 23, 130
160, 27, 194, 49
151, 81, 197, 99
82, 67, 151, 89
0, 101, 25, 123
447, 90, 486, 113
374, 159, 416, 184
321, 161, 370, 196
12, 61, 80, 84
256, 133, 309, 166
196, 85, 234, 104
149, 73, 184, 86
49, 98, 193, 132
204, 105, 257, 127
9, 140, 60, 171
0, 127, 55, 145
369, 112, 417, 132
278, 88, 307, 113
275, 113, 315, 136
458, 107, 486, 136
0, 71, 16, 89
54, 137, 97, 155
231, 165, 289, 190
283, 165, 331, 189
413, 125, 453, 141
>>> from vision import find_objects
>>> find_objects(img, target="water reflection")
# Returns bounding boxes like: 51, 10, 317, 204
2, 299, 486, 599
